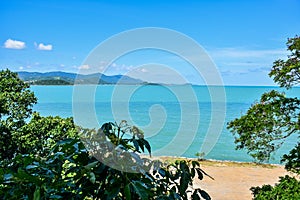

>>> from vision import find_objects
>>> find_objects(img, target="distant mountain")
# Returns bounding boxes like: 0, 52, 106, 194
17, 71, 146, 85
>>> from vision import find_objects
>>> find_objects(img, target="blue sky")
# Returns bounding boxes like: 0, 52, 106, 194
1, 0, 300, 85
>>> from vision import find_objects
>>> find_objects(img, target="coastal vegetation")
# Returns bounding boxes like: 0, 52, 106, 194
17, 71, 145, 85
228, 36, 300, 199
0, 69, 209, 199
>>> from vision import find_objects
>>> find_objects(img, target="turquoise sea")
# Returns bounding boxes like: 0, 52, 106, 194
31, 85, 300, 164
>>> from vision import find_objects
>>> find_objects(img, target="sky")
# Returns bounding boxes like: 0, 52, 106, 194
1, 0, 300, 85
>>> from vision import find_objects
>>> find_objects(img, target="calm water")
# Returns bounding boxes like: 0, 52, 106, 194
31, 85, 300, 163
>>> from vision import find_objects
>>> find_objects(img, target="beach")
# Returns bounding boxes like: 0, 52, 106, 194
193, 160, 289, 200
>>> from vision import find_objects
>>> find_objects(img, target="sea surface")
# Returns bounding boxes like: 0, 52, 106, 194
31, 85, 300, 164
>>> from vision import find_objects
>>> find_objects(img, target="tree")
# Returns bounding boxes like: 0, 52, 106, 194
0, 69, 37, 160
16, 112, 78, 157
228, 36, 300, 199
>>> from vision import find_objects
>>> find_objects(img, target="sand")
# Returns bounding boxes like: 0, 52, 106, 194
193, 160, 289, 200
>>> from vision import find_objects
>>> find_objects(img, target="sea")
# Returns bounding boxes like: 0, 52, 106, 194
31, 85, 300, 164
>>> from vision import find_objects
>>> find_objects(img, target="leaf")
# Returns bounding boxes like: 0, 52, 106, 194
15, 168, 41, 185
137, 139, 145, 152
84, 161, 98, 170
132, 181, 149, 200
132, 139, 139, 152
33, 186, 40, 200
191, 189, 201, 200
179, 172, 189, 195
196, 168, 203, 180
105, 185, 120, 199
26, 164, 38, 170
192, 160, 200, 168
49, 195, 63, 199
124, 183, 131, 200
197, 168, 214, 180
158, 168, 166, 177
3, 173, 13, 180
88, 172, 96, 183
142, 139, 151, 156
199, 190, 211, 200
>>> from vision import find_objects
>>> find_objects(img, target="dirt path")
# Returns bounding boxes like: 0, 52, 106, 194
193, 160, 288, 200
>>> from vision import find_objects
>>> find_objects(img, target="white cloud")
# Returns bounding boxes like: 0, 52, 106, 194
36, 42, 53, 51
4, 39, 26, 49
79, 64, 90, 70
19, 66, 24, 70
140, 68, 148, 73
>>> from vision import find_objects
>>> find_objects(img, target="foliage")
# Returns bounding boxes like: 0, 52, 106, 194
228, 36, 300, 164
1, 121, 211, 200
16, 112, 78, 157
228, 36, 300, 199
30, 79, 73, 85
281, 142, 300, 174
0, 69, 37, 160
195, 152, 206, 161
228, 90, 300, 162
251, 175, 300, 200
269, 35, 300, 89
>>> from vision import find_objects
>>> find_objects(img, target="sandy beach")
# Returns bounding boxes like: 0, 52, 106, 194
193, 160, 289, 200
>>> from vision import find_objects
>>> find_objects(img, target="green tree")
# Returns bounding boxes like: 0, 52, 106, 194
228, 36, 300, 199
0, 69, 37, 160
17, 112, 78, 157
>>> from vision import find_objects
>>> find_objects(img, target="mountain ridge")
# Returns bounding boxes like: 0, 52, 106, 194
17, 71, 146, 85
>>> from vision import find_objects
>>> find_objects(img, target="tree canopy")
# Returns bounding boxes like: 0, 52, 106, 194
228, 35, 300, 199
0, 69, 37, 160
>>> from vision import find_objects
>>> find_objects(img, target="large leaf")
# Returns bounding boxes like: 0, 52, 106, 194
124, 183, 131, 200
199, 189, 211, 200
132, 181, 149, 200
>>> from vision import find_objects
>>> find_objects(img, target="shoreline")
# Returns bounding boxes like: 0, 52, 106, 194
146, 156, 289, 200
148, 155, 284, 168
194, 159, 288, 200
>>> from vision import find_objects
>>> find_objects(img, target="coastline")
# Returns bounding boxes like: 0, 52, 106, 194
196, 160, 288, 200
148, 156, 289, 200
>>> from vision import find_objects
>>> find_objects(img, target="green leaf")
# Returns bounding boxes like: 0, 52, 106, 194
192, 160, 200, 168
132, 181, 149, 200
158, 168, 166, 177
49, 195, 63, 199
191, 189, 201, 200
26, 164, 38, 170
133, 139, 139, 152
15, 168, 41, 185
105, 185, 120, 200
33, 186, 40, 200
142, 139, 151, 156
196, 168, 203, 180
199, 189, 211, 200
88, 172, 96, 183
124, 183, 131, 200
84, 161, 98, 170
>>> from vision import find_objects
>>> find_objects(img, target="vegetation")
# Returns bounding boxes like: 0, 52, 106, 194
0, 69, 210, 199
228, 36, 300, 199
0, 69, 37, 160
30, 79, 73, 85
17, 71, 145, 85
